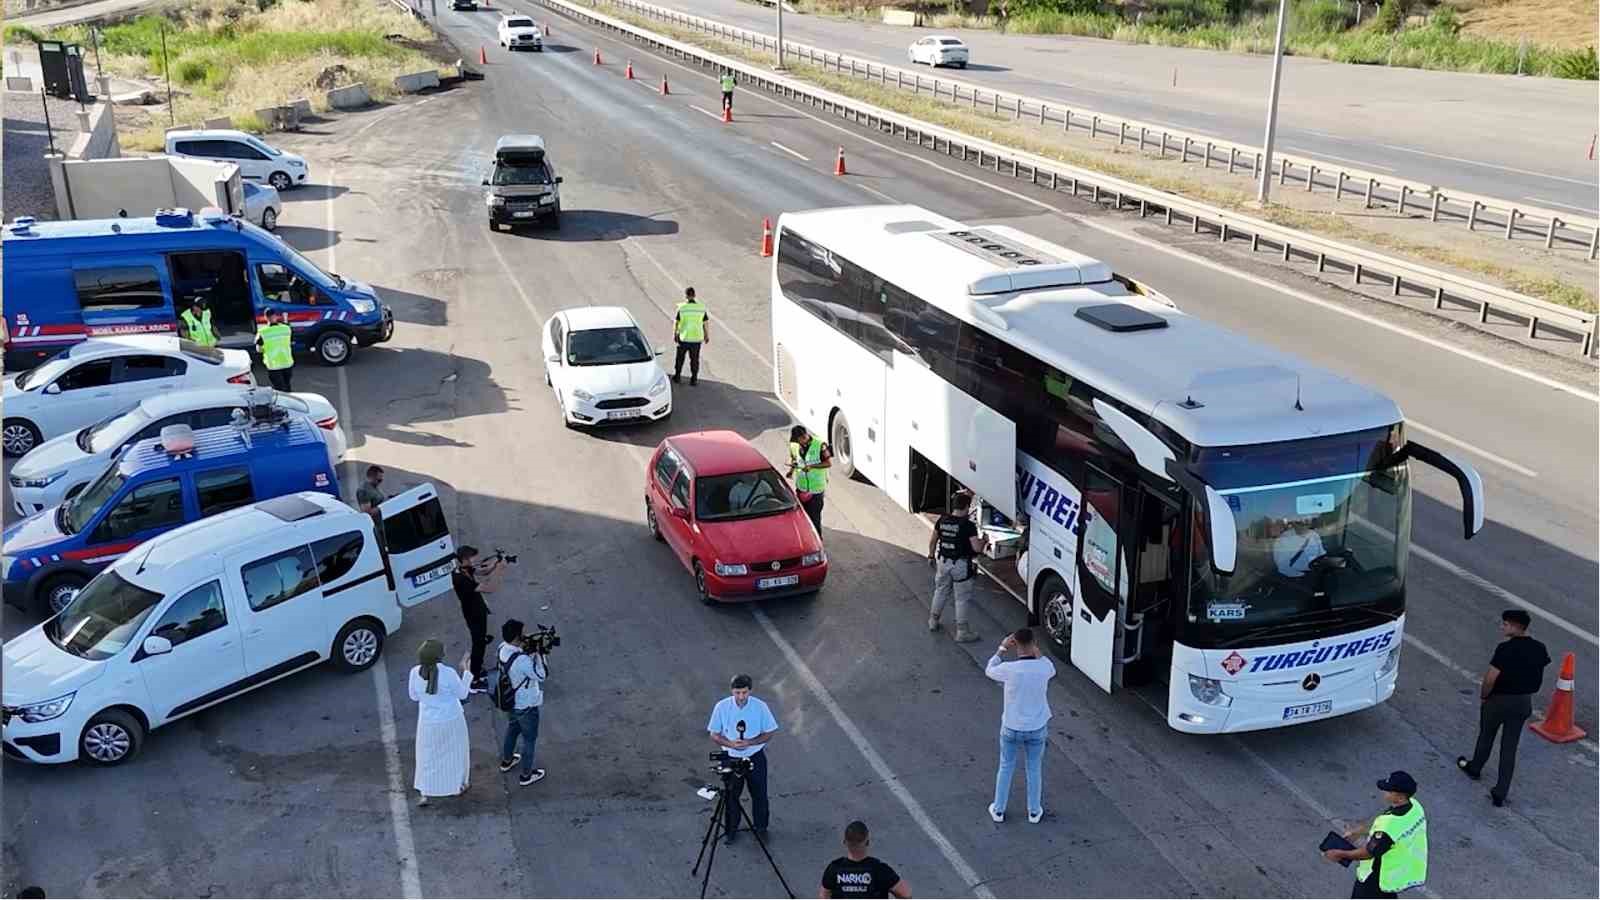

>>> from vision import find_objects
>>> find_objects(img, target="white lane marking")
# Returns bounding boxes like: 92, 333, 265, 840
323, 162, 422, 900
631, 76, 660, 91
486, 225, 549, 320
1285, 147, 1394, 173
1525, 196, 1599, 215
1407, 421, 1539, 479
1377, 143, 1600, 188
769, 140, 810, 161
627, 237, 775, 367
855, 183, 900, 203
1409, 541, 1598, 648
689, 104, 724, 121
752, 608, 997, 899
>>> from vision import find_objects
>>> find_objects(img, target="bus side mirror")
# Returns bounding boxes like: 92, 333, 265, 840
1398, 441, 1484, 539
1202, 486, 1237, 576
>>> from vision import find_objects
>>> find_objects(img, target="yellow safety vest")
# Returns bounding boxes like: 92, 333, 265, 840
1355, 799, 1427, 893
790, 439, 827, 495
720, 73, 735, 92
256, 322, 294, 370
180, 308, 217, 347
675, 301, 707, 343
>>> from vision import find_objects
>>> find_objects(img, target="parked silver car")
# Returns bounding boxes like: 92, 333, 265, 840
242, 180, 281, 231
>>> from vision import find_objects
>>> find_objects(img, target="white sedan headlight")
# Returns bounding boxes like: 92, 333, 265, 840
714, 561, 748, 577
17, 693, 75, 723
649, 376, 669, 397
14, 470, 63, 488
571, 388, 594, 401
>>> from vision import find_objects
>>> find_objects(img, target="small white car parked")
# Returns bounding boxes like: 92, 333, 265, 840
498, 15, 543, 51
8, 386, 346, 517
908, 35, 970, 68
0, 486, 456, 765
241, 181, 281, 231
2, 336, 254, 458
164, 129, 310, 191
541, 306, 671, 427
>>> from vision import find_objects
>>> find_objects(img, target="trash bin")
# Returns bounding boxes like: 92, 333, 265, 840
37, 41, 90, 101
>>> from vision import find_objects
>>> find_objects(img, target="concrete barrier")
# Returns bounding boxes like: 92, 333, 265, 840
325, 83, 371, 110
393, 69, 441, 94
881, 8, 918, 26
204, 116, 233, 129
290, 97, 313, 117
5, 76, 34, 92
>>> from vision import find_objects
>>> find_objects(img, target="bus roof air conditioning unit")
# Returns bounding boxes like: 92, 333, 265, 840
882, 219, 944, 235
933, 228, 1113, 294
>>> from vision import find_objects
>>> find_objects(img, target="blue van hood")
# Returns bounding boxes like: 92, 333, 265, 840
339, 278, 379, 301
3, 507, 69, 556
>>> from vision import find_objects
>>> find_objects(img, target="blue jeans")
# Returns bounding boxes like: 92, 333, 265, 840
502, 705, 540, 777
993, 725, 1047, 817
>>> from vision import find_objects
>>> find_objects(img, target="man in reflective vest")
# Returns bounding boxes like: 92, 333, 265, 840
255, 309, 296, 392
673, 287, 709, 386
787, 425, 831, 541
720, 70, 736, 113
180, 298, 218, 347
1323, 770, 1427, 898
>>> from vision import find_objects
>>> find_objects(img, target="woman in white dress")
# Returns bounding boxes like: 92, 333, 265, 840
409, 639, 471, 806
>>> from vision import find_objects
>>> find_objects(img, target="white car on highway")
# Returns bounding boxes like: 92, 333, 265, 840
241, 181, 282, 231
498, 15, 544, 51
541, 306, 671, 427
8, 386, 346, 518
908, 35, 969, 68
2, 337, 254, 458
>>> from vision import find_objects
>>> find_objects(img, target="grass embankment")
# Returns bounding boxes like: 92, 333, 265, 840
607, 2, 1597, 312
791, 0, 1598, 79
5, 0, 445, 150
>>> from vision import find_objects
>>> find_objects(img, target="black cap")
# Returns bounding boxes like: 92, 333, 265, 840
1377, 770, 1417, 795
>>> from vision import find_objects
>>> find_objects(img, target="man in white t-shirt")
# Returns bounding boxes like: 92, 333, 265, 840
707, 673, 780, 844
985, 628, 1056, 824
1273, 519, 1328, 577
496, 619, 547, 787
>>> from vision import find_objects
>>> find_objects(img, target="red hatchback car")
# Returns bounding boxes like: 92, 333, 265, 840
646, 430, 828, 603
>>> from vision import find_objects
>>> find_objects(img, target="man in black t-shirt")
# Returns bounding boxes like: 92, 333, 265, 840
452, 545, 504, 690
927, 492, 986, 643
1457, 608, 1551, 805
819, 821, 911, 899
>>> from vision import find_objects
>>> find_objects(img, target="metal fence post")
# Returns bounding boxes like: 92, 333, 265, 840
1504, 208, 1519, 239
1090, 115, 1099, 138
1119, 122, 1128, 145
1430, 192, 1442, 222
1138, 126, 1147, 150
1160, 131, 1168, 158
1398, 185, 1408, 214
1306, 165, 1317, 192
1182, 137, 1191, 162
1335, 171, 1346, 201
1203, 142, 1213, 168
1039, 103, 1046, 125
1278, 157, 1290, 186
993, 92, 1000, 114
1063, 109, 1071, 132
1364, 178, 1376, 210
1466, 200, 1480, 230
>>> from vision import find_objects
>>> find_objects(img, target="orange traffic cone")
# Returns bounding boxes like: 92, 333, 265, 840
625, 60, 634, 79
478, 45, 487, 65
593, 48, 603, 65
721, 104, 732, 124
660, 75, 670, 95
1531, 652, 1587, 742
834, 147, 847, 176
759, 217, 774, 257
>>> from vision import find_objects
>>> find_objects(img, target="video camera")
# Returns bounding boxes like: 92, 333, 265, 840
487, 547, 519, 565
520, 623, 560, 654
709, 750, 754, 778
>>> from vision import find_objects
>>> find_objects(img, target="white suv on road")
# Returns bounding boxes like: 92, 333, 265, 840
1, 487, 456, 766
498, 15, 543, 51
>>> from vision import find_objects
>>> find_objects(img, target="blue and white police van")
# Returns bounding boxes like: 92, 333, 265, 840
2, 209, 394, 371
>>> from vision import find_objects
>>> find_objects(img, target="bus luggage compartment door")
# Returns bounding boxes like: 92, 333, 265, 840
888, 351, 1016, 519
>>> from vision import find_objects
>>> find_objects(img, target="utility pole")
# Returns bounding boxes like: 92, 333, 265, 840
775, 0, 785, 70
1256, 0, 1288, 205
160, 21, 174, 126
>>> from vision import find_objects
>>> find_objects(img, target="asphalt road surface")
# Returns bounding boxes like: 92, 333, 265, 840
3, 4, 1596, 897
639, 0, 1600, 215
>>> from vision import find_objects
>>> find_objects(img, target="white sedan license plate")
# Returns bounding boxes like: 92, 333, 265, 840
412, 561, 454, 587
1282, 700, 1333, 721
513, 211, 535, 218
757, 574, 800, 590
606, 409, 643, 420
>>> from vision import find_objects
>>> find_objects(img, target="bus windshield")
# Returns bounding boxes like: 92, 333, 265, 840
1187, 426, 1409, 643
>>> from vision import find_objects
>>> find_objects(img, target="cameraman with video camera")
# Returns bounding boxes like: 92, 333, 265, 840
707, 674, 780, 845
452, 545, 510, 691
495, 619, 549, 787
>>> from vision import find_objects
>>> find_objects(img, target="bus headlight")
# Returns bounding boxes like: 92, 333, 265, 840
1378, 647, 1400, 678
1188, 674, 1232, 707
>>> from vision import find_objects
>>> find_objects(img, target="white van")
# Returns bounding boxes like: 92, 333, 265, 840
1, 486, 455, 766
164, 129, 310, 192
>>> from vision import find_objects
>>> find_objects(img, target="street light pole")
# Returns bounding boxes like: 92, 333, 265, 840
1256, 0, 1288, 205
775, 0, 785, 70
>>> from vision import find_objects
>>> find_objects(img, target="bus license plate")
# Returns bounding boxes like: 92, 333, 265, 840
757, 574, 800, 590
1282, 700, 1333, 721
413, 561, 455, 587
607, 409, 643, 420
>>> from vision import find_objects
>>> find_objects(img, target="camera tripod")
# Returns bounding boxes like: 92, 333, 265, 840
690, 776, 794, 899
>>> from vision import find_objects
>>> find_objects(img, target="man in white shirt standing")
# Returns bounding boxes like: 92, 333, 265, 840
707, 674, 780, 844
985, 628, 1056, 824
497, 619, 548, 787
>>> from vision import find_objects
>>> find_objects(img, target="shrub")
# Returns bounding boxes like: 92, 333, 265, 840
1428, 4, 1458, 35
1372, 0, 1406, 32
1291, 0, 1350, 36
1554, 46, 1599, 80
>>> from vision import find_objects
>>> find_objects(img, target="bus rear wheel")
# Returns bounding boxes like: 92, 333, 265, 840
1038, 573, 1072, 647
829, 410, 856, 480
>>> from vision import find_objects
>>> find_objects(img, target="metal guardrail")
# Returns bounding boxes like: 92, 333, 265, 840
531, 0, 1597, 356
604, 0, 1600, 261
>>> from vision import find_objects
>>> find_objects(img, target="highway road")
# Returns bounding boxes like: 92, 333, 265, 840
631, 0, 1600, 215
3, 3, 1596, 897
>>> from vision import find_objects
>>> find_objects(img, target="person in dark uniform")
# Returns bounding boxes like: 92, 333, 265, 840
1458, 608, 1551, 806
451, 545, 504, 691
927, 491, 985, 643
819, 821, 912, 899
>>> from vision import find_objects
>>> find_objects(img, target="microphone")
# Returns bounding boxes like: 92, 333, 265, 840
736, 720, 748, 741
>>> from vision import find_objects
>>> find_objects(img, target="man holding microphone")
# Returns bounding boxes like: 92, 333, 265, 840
707, 674, 780, 845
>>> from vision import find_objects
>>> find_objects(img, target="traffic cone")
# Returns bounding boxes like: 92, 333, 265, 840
759, 217, 774, 257
625, 60, 634, 79
834, 147, 847, 176
660, 75, 670, 95
1530, 652, 1587, 743
478, 45, 487, 65
721, 104, 732, 124
593, 48, 602, 65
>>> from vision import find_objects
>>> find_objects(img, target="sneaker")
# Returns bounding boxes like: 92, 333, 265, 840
689, 377, 698, 386
417, 794, 430, 807
1456, 756, 1481, 780
955, 628, 981, 644
470, 676, 488, 691
927, 617, 942, 633
1028, 810, 1044, 824
987, 803, 1004, 823
499, 753, 522, 773
519, 768, 546, 787
1490, 790, 1506, 807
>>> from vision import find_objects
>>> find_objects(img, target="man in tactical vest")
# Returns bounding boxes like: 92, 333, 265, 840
673, 287, 709, 386
1323, 770, 1427, 898
928, 491, 986, 643
180, 298, 218, 347
255, 309, 295, 391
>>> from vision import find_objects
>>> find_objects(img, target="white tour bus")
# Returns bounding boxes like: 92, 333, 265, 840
770, 205, 1485, 733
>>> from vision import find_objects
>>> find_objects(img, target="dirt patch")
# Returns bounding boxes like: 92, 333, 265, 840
1452, 0, 1600, 51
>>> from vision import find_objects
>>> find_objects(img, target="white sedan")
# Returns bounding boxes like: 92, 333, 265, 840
909, 35, 970, 68
242, 181, 281, 231
540, 306, 671, 427
8, 386, 345, 517
1, 336, 253, 458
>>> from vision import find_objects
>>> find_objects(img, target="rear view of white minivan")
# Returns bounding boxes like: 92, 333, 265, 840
165, 129, 310, 192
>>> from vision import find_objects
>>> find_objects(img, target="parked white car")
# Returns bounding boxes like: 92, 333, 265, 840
498, 15, 543, 50
241, 181, 281, 231
0, 486, 456, 765
8, 386, 346, 517
908, 35, 970, 68
164, 129, 310, 192
2, 337, 254, 458
540, 306, 671, 427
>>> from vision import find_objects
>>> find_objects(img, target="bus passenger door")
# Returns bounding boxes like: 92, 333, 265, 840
1072, 465, 1127, 692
